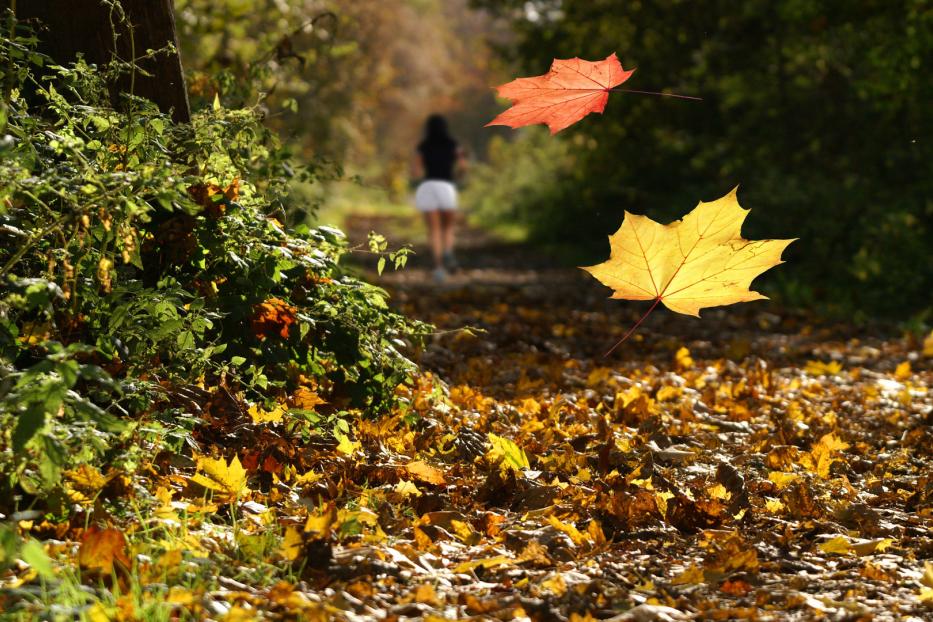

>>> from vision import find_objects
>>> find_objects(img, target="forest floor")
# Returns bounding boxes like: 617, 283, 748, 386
328, 211, 933, 621
4, 212, 932, 622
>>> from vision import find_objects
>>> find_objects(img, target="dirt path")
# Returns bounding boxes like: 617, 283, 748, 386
334, 212, 932, 620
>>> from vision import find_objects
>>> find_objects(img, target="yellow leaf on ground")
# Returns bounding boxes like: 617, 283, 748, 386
334, 432, 361, 455
805, 360, 843, 376
768, 471, 800, 490
582, 188, 795, 317
487, 432, 530, 471
540, 572, 568, 596
406, 460, 447, 486
395, 479, 422, 498
808, 432, 850, 479
454, 555, 514, 574
922, 561, 933, 588
291, 386, 326, 410
547, 515, 587, 547
923, 331, 933, 357
819, 536, 853, 555
279, 526, 303, 561
78, 526, 131, 574
304, 504, 337, 539
672, 564, 705, 585
248, 403, 286, 424
191, 454, 248, 500
674, 347, 694, 370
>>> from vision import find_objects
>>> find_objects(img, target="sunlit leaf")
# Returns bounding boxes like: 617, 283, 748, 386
191, 454, 249, 501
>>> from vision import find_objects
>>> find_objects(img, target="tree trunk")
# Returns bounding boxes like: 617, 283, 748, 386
16, 0, 190, 123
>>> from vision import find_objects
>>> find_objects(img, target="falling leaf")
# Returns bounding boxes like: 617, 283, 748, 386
894, 361, 911, 381
406, 460, 447, 486
582, 188, 794, 350
486, 53, 635, 134
191, 454, 248, 501
78, 526, 132, 574
487, 432, 530, 471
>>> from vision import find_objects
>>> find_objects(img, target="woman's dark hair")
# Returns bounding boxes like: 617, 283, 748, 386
423, 114, 453, 146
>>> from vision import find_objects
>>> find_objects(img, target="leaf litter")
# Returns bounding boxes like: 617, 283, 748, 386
2, 218, 931, 621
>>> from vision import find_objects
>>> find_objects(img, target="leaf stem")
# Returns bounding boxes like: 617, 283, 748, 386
604, 297, 662, 357
609, 88, 702, 101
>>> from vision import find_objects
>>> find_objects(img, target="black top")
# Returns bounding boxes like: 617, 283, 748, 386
418, 139, 458, 181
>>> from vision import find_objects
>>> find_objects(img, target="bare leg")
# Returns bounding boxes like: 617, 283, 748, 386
440, 210, 457, 257
423, 210, 443, 268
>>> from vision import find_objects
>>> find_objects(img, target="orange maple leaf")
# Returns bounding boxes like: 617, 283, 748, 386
78, 526, 132, 574
486, 53, 635, 134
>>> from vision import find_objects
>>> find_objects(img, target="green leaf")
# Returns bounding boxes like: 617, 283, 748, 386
37, 435, 65, 487
13, 405, 46, 453
377, 257, 386, 276
176, 330, 195, 350
20, 539, 55, 581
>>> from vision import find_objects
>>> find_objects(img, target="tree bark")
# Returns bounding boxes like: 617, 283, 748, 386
16, 0, 190, 123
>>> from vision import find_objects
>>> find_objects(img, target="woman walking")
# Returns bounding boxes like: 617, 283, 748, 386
413, 114, 465, 282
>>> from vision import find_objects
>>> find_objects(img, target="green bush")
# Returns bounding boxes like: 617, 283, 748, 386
0, 25, 425, 502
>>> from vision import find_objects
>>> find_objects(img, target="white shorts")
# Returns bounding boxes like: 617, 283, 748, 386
415, 180, 458, 212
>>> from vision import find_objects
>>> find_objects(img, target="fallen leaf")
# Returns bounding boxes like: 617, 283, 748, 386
486, 53, 634, 134
487, 432, 530, 471
191, 454, 248, 501
279, 526, 303, 561
334, 432, 361, 456
805, 360, 843, 376
78, 526, 131, 574
406, 460, 447, 486
248, 402, 286, 424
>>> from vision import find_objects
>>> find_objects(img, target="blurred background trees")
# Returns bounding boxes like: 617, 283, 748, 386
470, 0, 932, 320
172, 0, 929, 320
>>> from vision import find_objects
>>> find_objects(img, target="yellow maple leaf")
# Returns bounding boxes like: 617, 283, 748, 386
487, 432, 530, 471
583, 188, 795, 320
805, 360, 843, 376
191, 454, 248, 501
279, 526, 303, 561
248, 402, 286, 424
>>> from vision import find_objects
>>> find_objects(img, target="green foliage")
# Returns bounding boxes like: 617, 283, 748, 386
0, 24, 426, 503
473, 0, 932, 320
